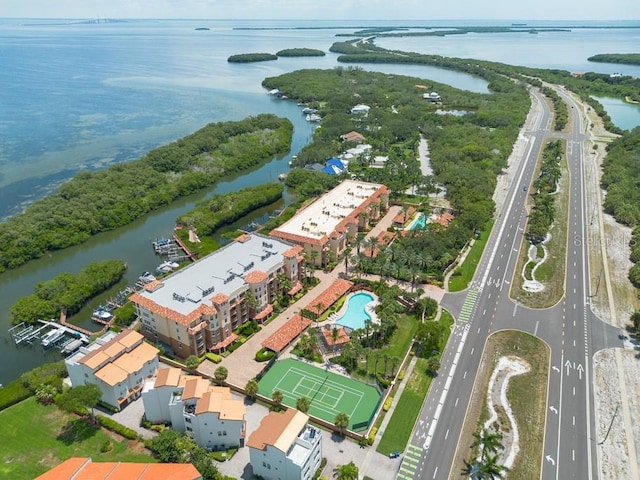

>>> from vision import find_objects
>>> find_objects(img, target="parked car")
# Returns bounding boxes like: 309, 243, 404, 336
389, 450, 400, 459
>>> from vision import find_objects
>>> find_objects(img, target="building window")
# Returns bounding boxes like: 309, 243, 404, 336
186, 426, 192, 432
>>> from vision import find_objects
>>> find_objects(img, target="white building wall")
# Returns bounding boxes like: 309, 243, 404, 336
142, 384, 175, 423
192, 413, 244, 451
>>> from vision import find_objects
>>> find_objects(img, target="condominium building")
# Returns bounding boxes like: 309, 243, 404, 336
271, 180, 390, 266
248, 409, 322, 480
130, 233, 304, 359
142, 367, 246, 451
65, 330, 159, 410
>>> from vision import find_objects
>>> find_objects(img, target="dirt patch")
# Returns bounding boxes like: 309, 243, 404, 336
594, 349, 640, 479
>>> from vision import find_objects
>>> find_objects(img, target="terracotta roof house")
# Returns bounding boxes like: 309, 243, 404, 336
340, 131, 366, 143
248, 409, 322, 480
142, 367, 246, 451
65, 330, 159, 410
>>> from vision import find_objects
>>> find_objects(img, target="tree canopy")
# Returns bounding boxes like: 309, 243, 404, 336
0, 114, 292, 273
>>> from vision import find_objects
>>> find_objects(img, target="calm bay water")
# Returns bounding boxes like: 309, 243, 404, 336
0, 19, 638, 384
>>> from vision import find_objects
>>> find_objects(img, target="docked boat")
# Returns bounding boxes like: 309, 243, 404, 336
41, 327, 65, 348
306, 114, 322, 122
302, 107, 317, 114
139, 272, 157, 283
93, 307, 113, 320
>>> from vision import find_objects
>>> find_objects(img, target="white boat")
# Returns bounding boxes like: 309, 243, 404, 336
139, 272, 157, 283
93, 308, 113, 320
41, 327, 65, 348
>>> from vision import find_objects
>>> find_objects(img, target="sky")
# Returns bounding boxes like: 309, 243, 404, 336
1, 0, 638, 21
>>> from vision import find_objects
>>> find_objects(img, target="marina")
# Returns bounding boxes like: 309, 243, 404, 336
9, 319, 90, 354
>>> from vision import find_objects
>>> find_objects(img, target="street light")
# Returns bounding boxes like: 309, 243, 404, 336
599, 402, 620, 445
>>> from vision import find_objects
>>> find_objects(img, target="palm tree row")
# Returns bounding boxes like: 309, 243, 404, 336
462, 427, 509, 479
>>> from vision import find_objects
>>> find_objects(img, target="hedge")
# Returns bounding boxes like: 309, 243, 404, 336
204, 352, 222, 364
255, 347, 276, 362
96, 414, 139, 440
0, 379, 32, 411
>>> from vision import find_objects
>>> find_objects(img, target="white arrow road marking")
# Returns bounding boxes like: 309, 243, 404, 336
546, 455, 556, 466
549, 406, 558, 414
576, 363, 584, 380
552, 365, 560, 373
565, 360, 572, 376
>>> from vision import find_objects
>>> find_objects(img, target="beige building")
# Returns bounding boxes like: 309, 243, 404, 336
271, 180, 390, 266
248, 409, 322, 480
142, 367, 246, 452
130, 233, 304, 359
65, 330, 159, 410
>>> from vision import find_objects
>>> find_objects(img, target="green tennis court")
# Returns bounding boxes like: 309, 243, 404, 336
258, 358, 381, 431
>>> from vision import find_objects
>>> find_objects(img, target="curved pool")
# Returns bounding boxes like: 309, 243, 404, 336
336, 292, 375, 330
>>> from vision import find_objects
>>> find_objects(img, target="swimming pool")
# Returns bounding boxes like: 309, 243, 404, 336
408, 212, 426, 230
336, 292, 375, 330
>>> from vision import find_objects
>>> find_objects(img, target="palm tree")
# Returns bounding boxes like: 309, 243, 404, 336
296, 396, 311, 413
272, 389, 284, 407
214, 366, 228, 384
333, 461, 359, 480
331, 326, 340, 353
245, 378, 258, 400
473, 428, 504, 459
334, 412, 350, 435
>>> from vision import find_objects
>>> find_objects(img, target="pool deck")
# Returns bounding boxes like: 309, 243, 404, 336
325, 290, 380, 330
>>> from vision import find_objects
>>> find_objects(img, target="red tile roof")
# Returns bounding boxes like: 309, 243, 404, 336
305, 278, 354, 316
211, 333, 238, 351
322, 326, 350, 346
35, 458, 201, 480
254, 303, 273, 321
393, 206, 416, 225
244, 270, 268, 284
287, 281, 303, 296
236, 233, 251, 243
262, 314, 312, 352
433, 212, 454, 227
283, 245, 304, 258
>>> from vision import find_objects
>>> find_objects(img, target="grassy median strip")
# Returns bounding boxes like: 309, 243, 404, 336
512, 141, 569, 308
448, 220, 494, 292
452, 330, 549, 480
0, 397, 153, 479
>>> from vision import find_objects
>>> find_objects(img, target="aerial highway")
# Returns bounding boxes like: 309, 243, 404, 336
396, 86, 622, 480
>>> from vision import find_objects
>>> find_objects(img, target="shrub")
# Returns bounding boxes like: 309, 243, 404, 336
0, 379, 33, 410
255, 347, 276, 362
96, 414, 139, 440
383, 397, 393, 412
368, 427, 378, 445
204, 352, 222, 363
312, 458, 328, 480
100, 440, 113, 453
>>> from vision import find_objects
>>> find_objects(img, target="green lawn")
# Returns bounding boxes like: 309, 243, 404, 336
0, 397, 154, 479
377, 357, 431, 455
448, 220, 494, 292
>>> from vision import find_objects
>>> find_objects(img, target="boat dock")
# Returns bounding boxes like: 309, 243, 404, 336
9, 319, 90, 352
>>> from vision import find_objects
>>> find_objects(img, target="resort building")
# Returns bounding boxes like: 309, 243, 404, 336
65, 330, 159, 410
271, 180, 390, 266
248, 409, 322, 480
340, 130, 366, 143
36, 457, 202, 480
130, 233, 304, 359
142, 367, 246, 451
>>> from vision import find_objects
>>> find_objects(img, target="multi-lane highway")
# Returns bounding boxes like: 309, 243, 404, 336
396, 87, 622, 480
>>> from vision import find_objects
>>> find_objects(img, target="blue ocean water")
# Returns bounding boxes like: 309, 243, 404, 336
0, 19, 639, 219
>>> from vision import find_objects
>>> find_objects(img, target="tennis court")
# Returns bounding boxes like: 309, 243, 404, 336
258, 358, 381, 431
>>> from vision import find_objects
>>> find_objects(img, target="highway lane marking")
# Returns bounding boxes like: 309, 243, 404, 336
573, 416, 575, 426
445, 429, 449, 440
455, 397, 459, 407
573, 449, 575, 462
433, 467, 438, 479
470, 347, 475, 356
463, 371, 467, 379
